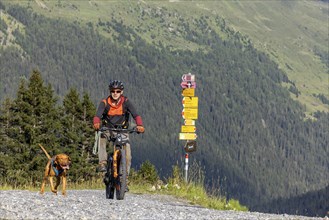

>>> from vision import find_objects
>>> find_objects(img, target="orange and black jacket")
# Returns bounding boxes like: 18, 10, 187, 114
94, 96, 143, 128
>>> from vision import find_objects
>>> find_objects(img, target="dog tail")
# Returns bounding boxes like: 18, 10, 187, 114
38, 144, 52, 160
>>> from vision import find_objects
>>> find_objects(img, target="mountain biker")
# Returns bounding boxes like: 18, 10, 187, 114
93, 80, 145, 173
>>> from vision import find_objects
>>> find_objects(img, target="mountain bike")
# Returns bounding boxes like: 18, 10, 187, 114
100, 126, 137, 200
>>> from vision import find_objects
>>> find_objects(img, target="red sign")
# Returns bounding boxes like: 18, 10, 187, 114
181, 81, 196, 89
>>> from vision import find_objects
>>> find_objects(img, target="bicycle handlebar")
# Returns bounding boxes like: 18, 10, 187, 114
100, 127, 138, 134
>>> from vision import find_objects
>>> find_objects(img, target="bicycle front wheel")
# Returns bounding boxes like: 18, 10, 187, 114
106, 183, 115, 199
116, 148, 127, 200
105, 157, 115, 199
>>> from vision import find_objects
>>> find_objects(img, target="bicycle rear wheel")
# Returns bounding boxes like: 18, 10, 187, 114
116, 148, 127, 200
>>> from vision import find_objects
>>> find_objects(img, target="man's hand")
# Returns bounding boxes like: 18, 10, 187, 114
93, 117, 101, 130
94, 123, 100, 130
136, 125, 145, 133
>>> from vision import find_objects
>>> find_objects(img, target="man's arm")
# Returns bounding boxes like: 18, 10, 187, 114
93, 101, 106, 130
126, 99, 144, 133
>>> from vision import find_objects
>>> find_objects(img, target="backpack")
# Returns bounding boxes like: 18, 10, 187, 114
101, 96, 130, 128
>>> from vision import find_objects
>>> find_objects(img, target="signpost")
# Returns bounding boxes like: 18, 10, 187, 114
179, 73, 198, 182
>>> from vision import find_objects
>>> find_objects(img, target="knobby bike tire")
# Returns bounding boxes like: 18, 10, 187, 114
106, 182, 115, 199
105, 155, 115, 199
116, 148, 127, 200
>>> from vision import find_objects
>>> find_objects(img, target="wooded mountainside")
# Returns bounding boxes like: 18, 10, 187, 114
0, 2, 328, 217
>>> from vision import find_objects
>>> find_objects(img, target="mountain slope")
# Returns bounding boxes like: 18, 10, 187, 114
0, 1, 328, 216
208, 0, 329, 115
260, 184, 329, 217
2, 0, 328, 115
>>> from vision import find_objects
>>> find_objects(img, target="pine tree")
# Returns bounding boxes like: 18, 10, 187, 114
3, 70, 62, 186
0, 98, 16, 183
61, 88, 97, 181
1, 80, 34, 186
80, 92, 96, 160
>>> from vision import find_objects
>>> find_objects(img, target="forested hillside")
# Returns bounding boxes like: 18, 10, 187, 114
0, 1, 328, 217
2, 0, 328, 115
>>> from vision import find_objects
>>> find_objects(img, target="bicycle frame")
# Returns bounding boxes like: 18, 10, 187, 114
100, 126, 137, 200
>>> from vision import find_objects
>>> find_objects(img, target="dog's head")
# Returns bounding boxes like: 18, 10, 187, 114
55, 154, 71, 170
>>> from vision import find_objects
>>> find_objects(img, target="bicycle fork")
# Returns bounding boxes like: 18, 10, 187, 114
112, 149, 120, 178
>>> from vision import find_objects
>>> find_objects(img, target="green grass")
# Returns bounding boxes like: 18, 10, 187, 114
3, 0, 328, 114
0, 9, 26, 50
130, 181, 247, 211
129, 164, 248, 211
0, 183, 37, 191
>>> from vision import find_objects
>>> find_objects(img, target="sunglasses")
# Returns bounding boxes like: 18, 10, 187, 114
111, 90, 122, 94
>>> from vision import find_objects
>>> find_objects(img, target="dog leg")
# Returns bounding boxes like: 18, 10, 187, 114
49, 176, 57, 195
40, 162, 51, 194
40, 176, 47, 194
54, 176, 60, 193
62, 175, 67, 196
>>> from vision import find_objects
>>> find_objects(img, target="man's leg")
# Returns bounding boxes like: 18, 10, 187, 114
124, 142, 131, 192
97, 132, 108, 172
125, 143, 132, 176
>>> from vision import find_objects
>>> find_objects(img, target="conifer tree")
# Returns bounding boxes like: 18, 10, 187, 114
4, 70, 61, 185
62, 88, 82, 149
0, 80, 34, 185
79, 92, 97, 179
80, 92, 96, 159
0, 98, 16, 182
61, 89, 97, 181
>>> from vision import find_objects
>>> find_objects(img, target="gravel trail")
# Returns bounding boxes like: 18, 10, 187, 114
0, 190, 324, 220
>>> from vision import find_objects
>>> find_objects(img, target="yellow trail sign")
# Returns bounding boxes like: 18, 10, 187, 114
182, 108, 198, 119
181, 125, 196, 133
179, 133, 197, 140
182, 97, 198, 108
184, 119, 195, 125
182, 88, 195, 97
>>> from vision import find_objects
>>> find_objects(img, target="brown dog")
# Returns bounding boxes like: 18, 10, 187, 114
39, 144, 71, 196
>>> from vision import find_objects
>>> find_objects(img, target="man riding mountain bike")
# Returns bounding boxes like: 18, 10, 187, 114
93, 80, 145, 174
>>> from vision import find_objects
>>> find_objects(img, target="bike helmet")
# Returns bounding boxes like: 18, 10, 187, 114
109, 80, 124, 90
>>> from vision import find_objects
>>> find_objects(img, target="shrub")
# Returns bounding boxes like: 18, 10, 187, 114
135, 160, 159, 185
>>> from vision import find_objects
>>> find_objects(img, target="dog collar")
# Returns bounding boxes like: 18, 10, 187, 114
51, 159, 64, 177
